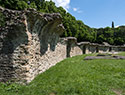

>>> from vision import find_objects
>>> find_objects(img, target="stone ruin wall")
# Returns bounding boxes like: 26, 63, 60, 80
0, 7, 67, 83
0, 7, 125, 84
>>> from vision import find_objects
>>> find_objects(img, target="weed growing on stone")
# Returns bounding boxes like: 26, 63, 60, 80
0, 12, 5, 27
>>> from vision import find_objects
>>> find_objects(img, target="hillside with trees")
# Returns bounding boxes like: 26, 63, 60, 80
0, 0, 125, 45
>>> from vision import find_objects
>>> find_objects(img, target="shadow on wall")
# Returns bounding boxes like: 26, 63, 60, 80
26, 12, 63, 55
66, 37, 78, 57
39, 22, 59, 55
0, 25, 28, 82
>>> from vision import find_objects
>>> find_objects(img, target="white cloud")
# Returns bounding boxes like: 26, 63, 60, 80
73, 7, 83, 13
115, 25, 119, 28
78, 10, 83, 13
45, 0, 70, 10
73, 8, 78, 11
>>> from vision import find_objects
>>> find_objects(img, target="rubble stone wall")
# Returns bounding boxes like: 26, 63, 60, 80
98, 46, 109, 53
0, 7, 67, 83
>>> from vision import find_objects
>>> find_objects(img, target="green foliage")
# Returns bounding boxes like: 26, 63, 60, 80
0, 82, 20, 92
0, 12, 5, 27
96, 27, 125, 45
0, 0, 125, 45
16, 1, 28, 10
29, 2, 37, 9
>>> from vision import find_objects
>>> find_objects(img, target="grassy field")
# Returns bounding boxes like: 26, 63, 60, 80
0, 53, 125, 95
117, 52, 125, 56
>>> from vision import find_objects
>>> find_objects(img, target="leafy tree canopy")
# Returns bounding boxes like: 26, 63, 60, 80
0, 0, 125, 45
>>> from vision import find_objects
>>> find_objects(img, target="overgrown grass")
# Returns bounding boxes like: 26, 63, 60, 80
0, 54, 125, 95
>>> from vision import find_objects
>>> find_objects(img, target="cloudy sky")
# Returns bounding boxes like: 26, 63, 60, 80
46, 0, 125, 28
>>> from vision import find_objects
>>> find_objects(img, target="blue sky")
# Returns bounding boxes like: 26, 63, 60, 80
46, 0, 125, 28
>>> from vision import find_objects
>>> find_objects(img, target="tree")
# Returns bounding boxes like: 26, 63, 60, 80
112, 21, 114, 28
0, 0, 125, 45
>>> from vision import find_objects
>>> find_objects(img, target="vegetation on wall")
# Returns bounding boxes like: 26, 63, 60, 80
0, 12, 5, 27
0, 0, 125, 45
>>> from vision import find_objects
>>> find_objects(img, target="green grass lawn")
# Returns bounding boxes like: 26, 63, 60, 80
117, 52, 125, 56
0, 53, 125, 95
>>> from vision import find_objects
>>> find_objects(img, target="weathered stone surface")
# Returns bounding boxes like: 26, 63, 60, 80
102, 42, 110, 46
84, 56, 115, 60
0, 7, 66, 83
113, 56, 125, 59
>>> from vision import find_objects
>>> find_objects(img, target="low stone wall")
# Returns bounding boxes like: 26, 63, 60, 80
0, 7, 125, 84
66, 37, 83, 57
78, 42, 125, 54
98, 45, 109, 53
118, 46, 125, 51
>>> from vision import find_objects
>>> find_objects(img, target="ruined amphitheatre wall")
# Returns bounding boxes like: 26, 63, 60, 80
0, 7, 125, 83
0, 7, 68, 83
